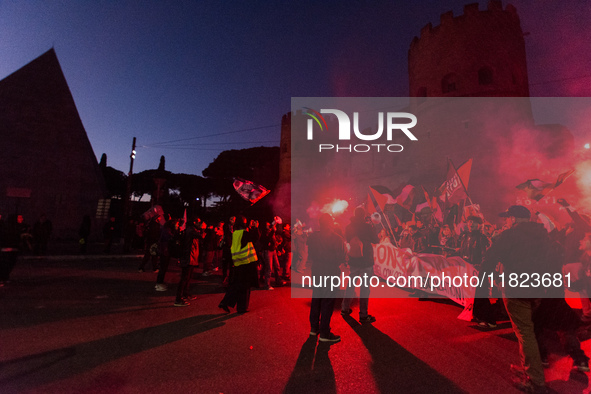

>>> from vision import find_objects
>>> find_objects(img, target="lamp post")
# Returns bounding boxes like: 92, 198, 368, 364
124, 137, 136, 217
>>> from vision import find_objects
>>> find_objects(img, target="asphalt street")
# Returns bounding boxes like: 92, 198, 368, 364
1, 254, 591, 393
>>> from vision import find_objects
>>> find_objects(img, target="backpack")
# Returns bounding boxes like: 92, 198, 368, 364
348, 236, 364, 258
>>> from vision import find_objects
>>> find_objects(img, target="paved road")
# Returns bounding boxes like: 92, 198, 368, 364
1, 256, 590, 393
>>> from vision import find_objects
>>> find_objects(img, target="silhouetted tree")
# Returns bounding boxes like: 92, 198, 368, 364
202, 147, 279, 217
99, 153, 126, 199
99, 153, 107, 169
203, 147, 280, 199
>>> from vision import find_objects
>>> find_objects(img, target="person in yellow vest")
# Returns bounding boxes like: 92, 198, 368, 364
218, 215, 260, 313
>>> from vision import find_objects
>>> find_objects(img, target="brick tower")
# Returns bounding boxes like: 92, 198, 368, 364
408, 1, 529, 100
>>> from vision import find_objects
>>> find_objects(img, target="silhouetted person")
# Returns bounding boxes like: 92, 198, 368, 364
341, 207, 379, 323
557, 198, 591, 323
16, 215, 32, 253
139, 216, 162, 272
309, 213, 346, 343
278, 223, 292, 281
293, 221, 308, 273
155, 218, 176, 291
482, 205, 550, 392
533, 234, 589, 372
0, 215, 21, 286
459, 215, 495, 328
174, 218, 201, 306
221, 216, 235, 285
32, 214, 52, 255
103, 217, 116, 253
78, 215, 91, 254
218, 216, 259, 313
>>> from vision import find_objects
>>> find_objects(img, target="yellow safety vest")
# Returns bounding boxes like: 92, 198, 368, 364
231, 229, 258, 266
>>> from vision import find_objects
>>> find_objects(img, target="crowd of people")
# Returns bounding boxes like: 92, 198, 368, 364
2, 196, 591, 393
299, 198, 591, 393
130, 213, 293, 308
0, 213, 53, 286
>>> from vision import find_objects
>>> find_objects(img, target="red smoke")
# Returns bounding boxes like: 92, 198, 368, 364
520, 1, 591, 97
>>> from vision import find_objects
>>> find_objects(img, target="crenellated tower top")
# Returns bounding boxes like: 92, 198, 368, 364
408, 0, 528, 99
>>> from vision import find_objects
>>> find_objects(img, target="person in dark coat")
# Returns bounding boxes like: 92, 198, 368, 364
218, 216, 260, 313
532, 235, 589, 372
482, 205, 551, 392
308, 213, 346, 342
78, 215, 91, 254
32, 214, 52, 255
459, 215, 495, 328
341, 207, 379, 323
0, 215, 21, 285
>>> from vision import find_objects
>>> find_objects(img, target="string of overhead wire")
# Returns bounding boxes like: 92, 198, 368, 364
141, 124, 281, 150
150, 140, 281, 151
136, 72, 591, 152
529, 74, 591, 86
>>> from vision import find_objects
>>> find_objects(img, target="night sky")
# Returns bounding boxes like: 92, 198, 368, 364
0, 1, 589, 176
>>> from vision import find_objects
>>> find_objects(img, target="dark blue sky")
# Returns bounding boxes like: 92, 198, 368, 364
0, 1, 589, 175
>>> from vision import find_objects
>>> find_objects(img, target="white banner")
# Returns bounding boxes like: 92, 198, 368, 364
373, 241, 477, 320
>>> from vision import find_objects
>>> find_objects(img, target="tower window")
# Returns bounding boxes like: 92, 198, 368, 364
442, 73, 458, 93
478, 67, 493, 85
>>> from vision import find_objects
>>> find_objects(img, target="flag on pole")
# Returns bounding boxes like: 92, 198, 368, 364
536, 212, 556, 233
438, 158, 472, 205
516, 170, 574, 201
420, 186, 443, 224
463, 204, 481, 219
396, 185, 417, 210
415, 201, 431, 213
233, 177, 271, 205
554, 170, 575, 189
431, 197, 444, 223
369, 186, 395, 211
516, 179, 552, 201
368, 186, 399, 246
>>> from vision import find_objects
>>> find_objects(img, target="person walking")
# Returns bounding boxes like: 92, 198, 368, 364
174, 218, 201, 306
32, 214, 52, 255
78, 215, 91, 254
483, 205, 552, 393
341, 207, 379, 323
0, 215, 20, 286
218, 216, 259, 313
308, 213, 346, 342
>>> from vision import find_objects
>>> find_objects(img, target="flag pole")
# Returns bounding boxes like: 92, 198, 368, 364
368, 190, 399, 247
449, 158, 474, 206
543, 170, 575, 200
448, 158, 476, 223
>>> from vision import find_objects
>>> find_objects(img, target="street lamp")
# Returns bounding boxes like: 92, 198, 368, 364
125, 137, 136, 217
